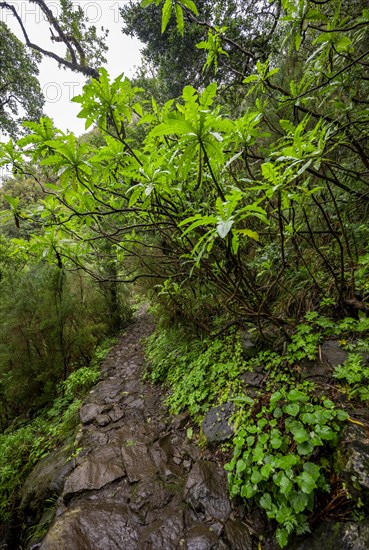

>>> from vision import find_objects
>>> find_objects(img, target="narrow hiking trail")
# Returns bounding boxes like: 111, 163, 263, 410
36, 308, 253, 550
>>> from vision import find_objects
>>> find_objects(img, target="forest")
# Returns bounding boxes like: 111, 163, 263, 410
1, 0, 369, 548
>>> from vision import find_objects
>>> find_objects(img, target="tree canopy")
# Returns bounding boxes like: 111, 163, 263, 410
0, 0, 109, 136
0, 22, 44, 137
121, 0, 281, 98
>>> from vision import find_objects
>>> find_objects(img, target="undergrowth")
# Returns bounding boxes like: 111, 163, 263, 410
0, 336, 115, 522
145, 312, 369, 547
145, 326, 247, 418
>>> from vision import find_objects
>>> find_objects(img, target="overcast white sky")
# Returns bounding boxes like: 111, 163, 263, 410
1, 0, 142, 135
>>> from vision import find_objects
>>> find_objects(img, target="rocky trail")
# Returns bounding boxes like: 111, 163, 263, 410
26, 309, 253, 550
16, 309, 369, 550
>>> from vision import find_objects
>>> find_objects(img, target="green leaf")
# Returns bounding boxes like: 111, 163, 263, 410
259, 492, 272, 510
336, 409, 348, 421
161, 0, 172, 33
276, 454, 299, 469
236, 228, 259, 241
240, 483, 256, 498
335, 35, 352, 53
236, 459, 247, 473
251, 469, 262, 483
276, 527, 289, 548
297, 471, 317, 494
271, 437, 282, 449
296, 441, 315, 455
287, 389, 309, 402
243, 74, 259, 84
270, 391, 282, 406
303, 462, 320, 481
291, 491, 309, 513
261, 463, 272, 478
175, 4, 184, 35
3, 195, 19, 210
273, 471, 293, 495
180, 0, 199, 15
284, 403, 300, 416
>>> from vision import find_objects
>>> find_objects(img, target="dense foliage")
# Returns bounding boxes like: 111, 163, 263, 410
0, 22, 44, 137
1, 0, 369, 546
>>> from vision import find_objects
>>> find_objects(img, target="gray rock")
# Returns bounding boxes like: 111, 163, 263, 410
138, 509, 185, 549
321, 339, 348, 367
186, 524, 218, 549
299, 359, 333, 381
202, 403, 234, 444
240, 371, 265, 387
79, 403, 108, 425
108, 406, 125, 422
288, 520, 369, 550
20, 446, 74, 512
336, 423, 369, 501
224, 520, 253, 549
63, 446, 125, 499
184, 461, 232, 521
239, 329, 258, 358
95, 413, 111, 427
39, 502, 139, 550
121, 442, 158, 483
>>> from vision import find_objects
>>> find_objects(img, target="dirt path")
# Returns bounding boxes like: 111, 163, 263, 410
36, 309, 253, 550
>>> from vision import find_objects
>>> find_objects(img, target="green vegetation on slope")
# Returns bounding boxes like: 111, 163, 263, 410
145, 310, 369, 546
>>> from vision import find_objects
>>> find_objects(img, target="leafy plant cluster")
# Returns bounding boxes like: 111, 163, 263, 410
226, 388, 348, 547
145, 325, 246, 416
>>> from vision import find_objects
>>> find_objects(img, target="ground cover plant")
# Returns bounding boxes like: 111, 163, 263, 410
145, 310, 369, 546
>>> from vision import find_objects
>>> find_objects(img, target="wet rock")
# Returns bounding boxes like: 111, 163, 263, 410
184, 461, 232, 521
108, 406, 125, 422
95, 413, 111, 427
39, 502, 139, 550
321, 339, 348, 367
150, 440, 178, 479
186, 524, 218, 549
288, 519, 369, 550
79, 403, 109, 425
130, 397, 145, 409
239, 328, 258, 358
20, 446, 74, 513
241, 370, 264, 387
75, 426, 109, 448
128, 478, 171, 513
89, 379, 124, 404
336, 423, 369, 501
202, 403, 234, 444
121, 442, 158, 483
138, 509, 185, 549
224, 520, 253, 550
299, 359, 333, 382
29, 313, 251, 549
63, 446, 125, 499
173, 412, 190, 430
